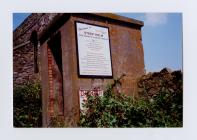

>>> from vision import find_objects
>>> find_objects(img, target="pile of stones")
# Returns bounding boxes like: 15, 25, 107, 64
137, 68, 182, 98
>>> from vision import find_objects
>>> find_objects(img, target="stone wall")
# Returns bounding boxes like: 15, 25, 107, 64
13, 13, 62, 86
13, 43, 35, 85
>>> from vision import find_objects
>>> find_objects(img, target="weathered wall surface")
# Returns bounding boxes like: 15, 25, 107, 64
13, 13, 62, 86
108, 19, 144, 96
69, 15, 145, 96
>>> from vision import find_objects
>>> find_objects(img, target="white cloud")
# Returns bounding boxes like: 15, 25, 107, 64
144, 13, 168, 26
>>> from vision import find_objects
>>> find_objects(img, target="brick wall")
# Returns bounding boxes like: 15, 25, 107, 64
47, 47, 54, 116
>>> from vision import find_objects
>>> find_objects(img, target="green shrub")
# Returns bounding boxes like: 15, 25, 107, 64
79, 75, 183, 127
138, 69, 183, 127
13, 82, 42, 127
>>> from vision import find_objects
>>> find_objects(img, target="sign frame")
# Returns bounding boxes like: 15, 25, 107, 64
75, 21, 113, 78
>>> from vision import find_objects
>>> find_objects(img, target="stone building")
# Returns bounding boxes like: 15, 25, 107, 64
13, 13, 145, 127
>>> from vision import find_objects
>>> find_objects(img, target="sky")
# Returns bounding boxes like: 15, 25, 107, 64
13, 13, 182, 72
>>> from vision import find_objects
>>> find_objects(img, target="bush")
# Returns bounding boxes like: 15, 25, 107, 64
79, 73, 183, 127
138, 69, 183, 127
13, 82, 42, 127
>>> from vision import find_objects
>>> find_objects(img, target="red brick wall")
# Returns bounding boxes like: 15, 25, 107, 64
47, 47, 54, 117
46, 44, 65, 124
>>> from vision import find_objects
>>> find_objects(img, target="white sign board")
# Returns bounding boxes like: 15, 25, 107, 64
76, 22, 112, 77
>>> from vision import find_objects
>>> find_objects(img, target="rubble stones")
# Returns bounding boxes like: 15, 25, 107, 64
138, 68, 183, 98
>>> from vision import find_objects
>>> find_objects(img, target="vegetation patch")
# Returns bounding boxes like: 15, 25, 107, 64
13, 68, 182, 127
79, 69, 183, 127
13, 82, 42, 127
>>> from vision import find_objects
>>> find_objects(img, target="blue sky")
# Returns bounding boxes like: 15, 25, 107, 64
13, 13, 182, 72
